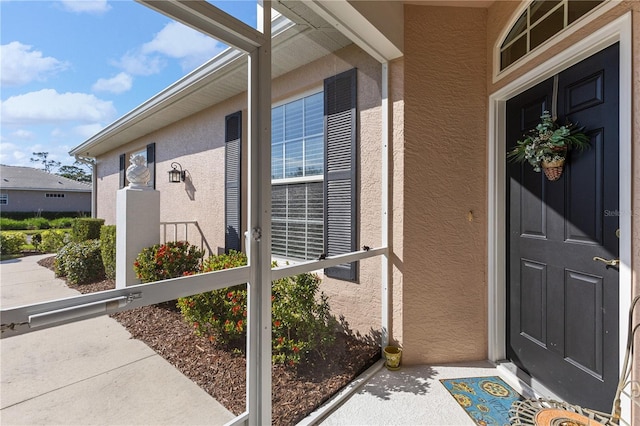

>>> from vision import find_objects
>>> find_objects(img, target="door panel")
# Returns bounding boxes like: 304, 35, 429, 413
506, 43, 619, 412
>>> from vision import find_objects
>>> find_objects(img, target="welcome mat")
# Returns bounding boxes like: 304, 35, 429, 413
440, 376, 523, 426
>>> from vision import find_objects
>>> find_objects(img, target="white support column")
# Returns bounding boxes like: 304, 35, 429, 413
380, 61, 391, 349
246, 2, 272, 424
116, 155, 160, 289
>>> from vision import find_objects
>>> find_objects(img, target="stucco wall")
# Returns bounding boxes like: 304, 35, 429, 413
402, 5, 488, 364
390, 57, 405, 348
96, 93, 245, 256
272, 44, 384, 339
95, 43, 384, 339
2, 190, 90, 213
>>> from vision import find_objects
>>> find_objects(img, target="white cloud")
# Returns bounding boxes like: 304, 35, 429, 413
1, 42, 70, 87
59, 0, 111, 14
1, 89, 116, 125
113, 51, 165, 76
92, 72, 132, 94
113, 22, 224, 76
142, 22, 225, 71
11, 129, 35, 140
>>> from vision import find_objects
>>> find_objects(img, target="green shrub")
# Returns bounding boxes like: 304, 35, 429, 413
178, 251, 248, 345
22, 217, 50, 230
133, 241, 204, 283
100, 225, 117, 280
270, 270, 335, 365
55, 239, 104, 285
71, 218, 105, 242
0, 232, 27, 254
0, 218, 23, 231
31, 233, 42, 251
40, 230, 70, 253
178, 251, 336, 366
49, 218, 74, 229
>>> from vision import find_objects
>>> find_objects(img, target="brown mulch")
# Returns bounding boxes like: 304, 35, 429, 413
37, 256, 380, 425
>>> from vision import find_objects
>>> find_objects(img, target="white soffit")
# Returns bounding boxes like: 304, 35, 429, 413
300, 0, 404, 63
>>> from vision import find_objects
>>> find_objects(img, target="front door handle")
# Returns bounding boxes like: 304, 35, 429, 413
593, 256, 620, 267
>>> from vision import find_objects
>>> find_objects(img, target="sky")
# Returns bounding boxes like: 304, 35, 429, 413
1, 0, 257, 169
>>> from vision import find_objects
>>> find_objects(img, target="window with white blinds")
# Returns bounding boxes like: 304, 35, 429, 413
271, 92, 324, 260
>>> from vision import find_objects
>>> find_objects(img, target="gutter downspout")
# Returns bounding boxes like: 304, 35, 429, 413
74, 155, 97, 218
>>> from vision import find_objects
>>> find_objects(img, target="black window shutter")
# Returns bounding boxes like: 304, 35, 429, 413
225, 111, 242, 252
146, 143, 156, 189
119, 153, 126, 189
324, 68, 358, 281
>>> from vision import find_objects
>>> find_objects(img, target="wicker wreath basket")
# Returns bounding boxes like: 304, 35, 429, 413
541, 158, 565, 181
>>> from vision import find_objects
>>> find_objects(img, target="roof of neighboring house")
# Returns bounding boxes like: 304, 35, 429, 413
0, 165, 91, 193
70, 9, 354, 158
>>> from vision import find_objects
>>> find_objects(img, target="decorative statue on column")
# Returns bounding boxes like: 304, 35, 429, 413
126, 154, 151, 189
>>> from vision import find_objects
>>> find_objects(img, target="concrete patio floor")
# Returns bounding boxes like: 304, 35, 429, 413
308, 360, 535, 425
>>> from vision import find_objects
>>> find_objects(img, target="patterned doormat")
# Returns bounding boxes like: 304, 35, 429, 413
440, 376, 523, 426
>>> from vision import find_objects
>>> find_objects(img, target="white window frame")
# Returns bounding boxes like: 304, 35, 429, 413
0, 193, 8, 205
271, 90, 324, 261
494, 0, 619, 82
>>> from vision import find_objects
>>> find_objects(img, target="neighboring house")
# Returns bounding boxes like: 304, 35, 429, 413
69, 0, 640, 416
0, 165, 91, 214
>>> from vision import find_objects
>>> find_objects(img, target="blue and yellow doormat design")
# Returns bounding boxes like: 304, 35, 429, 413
440, 376, 523, 426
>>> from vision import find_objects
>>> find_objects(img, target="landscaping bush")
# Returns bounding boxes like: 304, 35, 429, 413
100, 225, 116, 280
31, 233, 42, 251
55, 239, 104, 285
71, 218, 105, 242
133, 241, 205, 283
0, 232, 27, 254
177, 250, 248, 345
22, 217, 50, 230
49, 217, 74, 229
177, 251, 336, 366
0, 218, 24, 231
40, 230, 70, 253
270, 270, 335, 365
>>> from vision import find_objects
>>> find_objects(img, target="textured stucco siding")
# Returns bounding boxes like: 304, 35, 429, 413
96, 94, 245, 256
273, 44, 384, 339
390, 58, 405, 347
1, 190, 90, 213
95, 44, 384, 338
403, 5, 488, 364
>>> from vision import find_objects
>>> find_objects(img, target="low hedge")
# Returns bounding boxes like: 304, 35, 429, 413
71, 218, 105, 242
0, 212, 90, 220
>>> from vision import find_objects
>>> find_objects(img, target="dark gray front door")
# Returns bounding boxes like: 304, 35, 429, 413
506, 43, 619, 412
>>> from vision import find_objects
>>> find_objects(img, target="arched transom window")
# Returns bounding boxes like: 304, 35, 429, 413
500, 0, 604, 70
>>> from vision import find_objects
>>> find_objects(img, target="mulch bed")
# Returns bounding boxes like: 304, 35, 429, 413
37, 256, 380, 425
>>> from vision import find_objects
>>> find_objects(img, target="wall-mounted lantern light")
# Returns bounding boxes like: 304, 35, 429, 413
168, 162, 186, 183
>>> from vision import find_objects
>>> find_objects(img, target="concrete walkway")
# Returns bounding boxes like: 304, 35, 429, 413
0, 254, 235, 426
